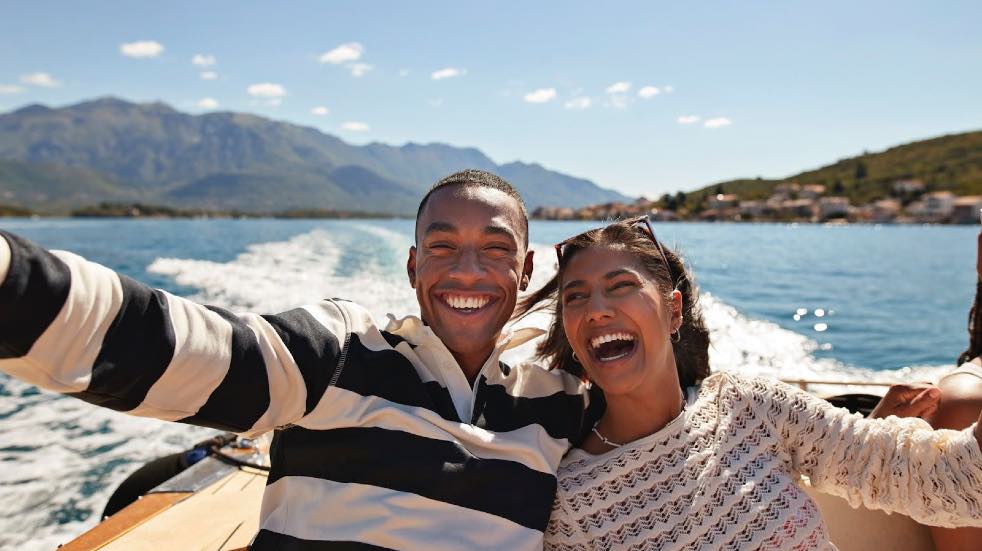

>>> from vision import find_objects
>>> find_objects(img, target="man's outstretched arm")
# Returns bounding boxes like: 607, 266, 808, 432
0, 231, 344, 436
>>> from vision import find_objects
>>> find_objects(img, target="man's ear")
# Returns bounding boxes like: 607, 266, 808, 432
407, 246, 417, 288
520, 249, 534, 291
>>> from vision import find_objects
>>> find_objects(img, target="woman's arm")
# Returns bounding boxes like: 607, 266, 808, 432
748, 376, 982, 528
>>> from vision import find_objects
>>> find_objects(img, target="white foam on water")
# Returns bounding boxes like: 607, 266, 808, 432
700, 292, 949, 391
0, 376, 215, 550
148, 225, 420, 320
1, 226, 955, 549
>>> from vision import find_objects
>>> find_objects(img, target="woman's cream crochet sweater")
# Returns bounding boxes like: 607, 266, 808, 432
545, 373, 982, 550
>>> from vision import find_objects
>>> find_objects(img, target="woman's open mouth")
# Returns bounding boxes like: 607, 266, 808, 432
588, 332, 637, 362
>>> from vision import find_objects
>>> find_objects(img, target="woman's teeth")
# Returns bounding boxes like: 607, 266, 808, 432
590, 332, 635, 349
590, 332, 636, 362
445, 295, 491, 310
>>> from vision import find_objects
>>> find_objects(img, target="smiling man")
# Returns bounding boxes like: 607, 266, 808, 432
0, 169, 594, 550
410, 174, 534, 382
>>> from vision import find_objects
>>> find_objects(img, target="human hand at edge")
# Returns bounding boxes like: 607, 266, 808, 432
869, 383, 941, 422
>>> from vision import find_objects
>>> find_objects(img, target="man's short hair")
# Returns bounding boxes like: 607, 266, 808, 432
415, 169, 529, 247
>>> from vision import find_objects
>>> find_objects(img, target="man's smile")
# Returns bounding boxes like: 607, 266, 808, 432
434, 291, 499, 315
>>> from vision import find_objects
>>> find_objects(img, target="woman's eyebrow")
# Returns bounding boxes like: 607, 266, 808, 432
562, 270, 635, 291
604, 269, 633, 280
561, 279, 586, 291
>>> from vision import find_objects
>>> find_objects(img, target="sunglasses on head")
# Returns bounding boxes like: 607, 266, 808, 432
553, 215, 672, 271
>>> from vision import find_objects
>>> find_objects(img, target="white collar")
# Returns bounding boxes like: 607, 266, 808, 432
383, 314, 545, 373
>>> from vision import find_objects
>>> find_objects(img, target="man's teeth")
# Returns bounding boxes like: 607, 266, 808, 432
445, 295, 491, 310
590, 332, 635, 349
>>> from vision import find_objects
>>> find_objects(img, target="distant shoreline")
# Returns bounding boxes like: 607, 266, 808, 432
0, 202, 408, 220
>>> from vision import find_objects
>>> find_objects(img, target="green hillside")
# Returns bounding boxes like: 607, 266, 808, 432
683, 130, 982, 206
0, 159, 139, 211
0, 97, 631, 214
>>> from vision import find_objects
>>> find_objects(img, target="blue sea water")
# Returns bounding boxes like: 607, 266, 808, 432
0, 217, 977, 548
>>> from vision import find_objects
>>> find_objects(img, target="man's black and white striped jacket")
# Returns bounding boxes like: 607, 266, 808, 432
0, 232, 595, 550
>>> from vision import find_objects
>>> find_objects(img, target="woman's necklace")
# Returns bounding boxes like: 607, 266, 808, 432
592, 391, 687, 449
591, 422, 626, 448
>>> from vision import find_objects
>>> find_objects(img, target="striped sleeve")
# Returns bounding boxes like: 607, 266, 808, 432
0, 231, 346, 437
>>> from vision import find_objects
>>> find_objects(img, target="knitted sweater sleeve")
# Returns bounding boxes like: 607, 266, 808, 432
748, 376, 982, 528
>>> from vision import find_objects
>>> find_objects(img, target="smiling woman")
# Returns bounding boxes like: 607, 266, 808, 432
518, 218, 982, 551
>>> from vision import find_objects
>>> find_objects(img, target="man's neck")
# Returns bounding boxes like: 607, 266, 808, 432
451, 345, 496, 386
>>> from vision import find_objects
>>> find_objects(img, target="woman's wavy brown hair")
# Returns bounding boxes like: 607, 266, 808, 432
957, 280, 982, 365
516, 219, 711, 391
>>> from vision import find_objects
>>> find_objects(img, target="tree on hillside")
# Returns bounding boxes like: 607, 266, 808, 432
855, 161, 867, 180
675, 191, 687, 207
714, 184, 725, 194
659, 193, 678, 211
832, 180, 845, 194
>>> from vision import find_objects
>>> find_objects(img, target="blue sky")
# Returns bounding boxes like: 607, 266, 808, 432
1, 1, 980, 197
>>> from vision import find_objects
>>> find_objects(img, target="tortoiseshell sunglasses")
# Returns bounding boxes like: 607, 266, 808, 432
553, 215, 671, 271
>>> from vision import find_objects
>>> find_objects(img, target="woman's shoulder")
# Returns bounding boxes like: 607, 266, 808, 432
696, 371, 792, 400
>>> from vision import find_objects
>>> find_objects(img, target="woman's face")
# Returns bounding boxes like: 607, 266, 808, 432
560, 247, 682, 396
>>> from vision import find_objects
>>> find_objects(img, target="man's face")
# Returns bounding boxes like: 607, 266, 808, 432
408, 186, 533, 369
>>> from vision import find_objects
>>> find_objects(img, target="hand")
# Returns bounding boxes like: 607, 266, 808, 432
869, 383, 941, 422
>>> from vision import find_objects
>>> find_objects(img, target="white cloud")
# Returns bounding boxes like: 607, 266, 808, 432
319, 42, 364, 64
677, 115, 700, 125
20, 72, 61, 87
247, 82, 287, 98
431, 67, 466, 80
120, 40, 165, 59
564, 97, 591, 110
704, 117, 733, 128
609, 95, 630, 109
663, 85, 675, 93
428, 98, 445, 107
348, 63, 373, 77
197, 97, 219, 109
0, 84, 24, 94
638, 86, 660, 99
341, 121, 370, 132
311, 106, 330, 116
192, 54, 216, 67
200, 71, 218, 80
605, 81, 631, 94
398, 68, 410, 77
524, 88, 557, 103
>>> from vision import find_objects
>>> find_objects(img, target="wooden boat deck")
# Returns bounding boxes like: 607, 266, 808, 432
60, 466, 265, 551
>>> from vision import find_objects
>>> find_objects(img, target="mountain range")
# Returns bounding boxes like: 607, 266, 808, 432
0, 97, 631, 214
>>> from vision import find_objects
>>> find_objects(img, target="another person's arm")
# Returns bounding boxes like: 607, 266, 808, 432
869, 383, 941, 421
0, 231, 345, 436
747, 377, 982, 528
929, 366, 982, 550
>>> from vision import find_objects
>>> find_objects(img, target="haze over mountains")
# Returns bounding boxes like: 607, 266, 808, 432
0, 97, 631, 214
